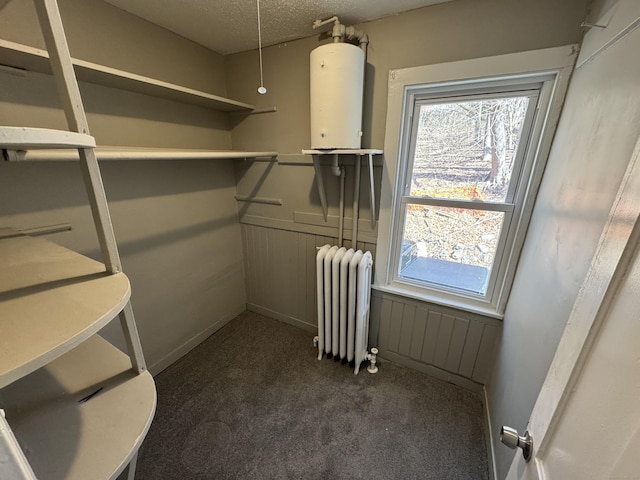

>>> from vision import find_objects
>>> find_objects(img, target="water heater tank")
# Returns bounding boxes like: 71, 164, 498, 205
310, 42, 365, 149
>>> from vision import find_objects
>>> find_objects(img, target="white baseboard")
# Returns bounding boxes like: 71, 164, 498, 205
246, 303, 317, 334
148, 303, 245, 375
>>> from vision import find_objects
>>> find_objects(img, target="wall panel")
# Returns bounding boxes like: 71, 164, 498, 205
241, 220, 502, 390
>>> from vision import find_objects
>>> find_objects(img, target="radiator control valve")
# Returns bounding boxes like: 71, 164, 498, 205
367, 348, 379, 374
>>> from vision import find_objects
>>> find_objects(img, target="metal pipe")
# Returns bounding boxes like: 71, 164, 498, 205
352, 155, 361, 249
312, 16, 339, 30
331, 153, 341, 176
338, 166, 345, 246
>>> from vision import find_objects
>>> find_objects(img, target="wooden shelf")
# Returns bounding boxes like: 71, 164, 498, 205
0, 335, 156, 480
0, 127, 95, 150
302, 149, 383, 155
0, 39, 255, 112
9, 146, 278, 162
0, 234, 130, 389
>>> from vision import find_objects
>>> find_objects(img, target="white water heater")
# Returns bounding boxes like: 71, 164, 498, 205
310, 42, 365, 149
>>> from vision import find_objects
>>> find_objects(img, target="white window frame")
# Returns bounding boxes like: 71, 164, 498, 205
374, 45, 578, 318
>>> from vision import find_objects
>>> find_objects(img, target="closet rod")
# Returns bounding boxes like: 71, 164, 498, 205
0, 223, 71, 239
4, 147, 278, 162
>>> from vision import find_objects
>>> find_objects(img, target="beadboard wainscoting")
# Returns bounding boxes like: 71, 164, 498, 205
240, 220, 502, 390
372, 291, 502, 391
240, 219, 376, 332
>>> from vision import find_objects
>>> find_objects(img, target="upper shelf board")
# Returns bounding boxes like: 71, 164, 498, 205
0, 39, 255, 112
0, 234, 130, 389
0, 127, 95, 150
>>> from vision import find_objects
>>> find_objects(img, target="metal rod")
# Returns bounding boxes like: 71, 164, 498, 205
581, 21, 607, 29
11, 148, 278, 162
234, 195, 283, 205
18, 223, 72, 236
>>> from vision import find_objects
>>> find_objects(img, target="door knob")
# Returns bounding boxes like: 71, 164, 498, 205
500, 426, 533, 462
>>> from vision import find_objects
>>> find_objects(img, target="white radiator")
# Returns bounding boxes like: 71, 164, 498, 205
315, 244, 374, 374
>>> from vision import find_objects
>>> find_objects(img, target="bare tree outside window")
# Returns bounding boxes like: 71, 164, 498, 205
400, 96, 530, 295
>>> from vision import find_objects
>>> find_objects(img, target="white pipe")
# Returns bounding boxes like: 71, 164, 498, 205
313, 16, 339, 30
331, 153, 341, 176
352, 155, 361, 249
338, 166, 345, 246
314, 16, 369, 50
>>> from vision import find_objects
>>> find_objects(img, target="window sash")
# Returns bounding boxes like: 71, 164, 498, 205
403, 89, 540, 204
390, 85, 543, 305
400, 196, 515, 213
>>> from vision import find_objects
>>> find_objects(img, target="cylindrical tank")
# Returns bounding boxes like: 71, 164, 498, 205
310, 42, 364, 149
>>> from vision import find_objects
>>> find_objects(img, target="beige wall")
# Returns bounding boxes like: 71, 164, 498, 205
0, 0, 245, 372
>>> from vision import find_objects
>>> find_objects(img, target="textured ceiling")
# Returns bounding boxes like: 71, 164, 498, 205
102, 0, 454, 55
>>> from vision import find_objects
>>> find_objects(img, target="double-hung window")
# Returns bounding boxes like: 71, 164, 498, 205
375, 47, 576, 317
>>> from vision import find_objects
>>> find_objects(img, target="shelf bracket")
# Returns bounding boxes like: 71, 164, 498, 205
304, 149, 382, 226
311, 154, 329, 221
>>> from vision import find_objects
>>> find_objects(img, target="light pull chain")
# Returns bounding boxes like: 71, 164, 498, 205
257, 0, 266, 94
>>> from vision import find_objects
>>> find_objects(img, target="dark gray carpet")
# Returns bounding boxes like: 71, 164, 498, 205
136, 311, 489, 479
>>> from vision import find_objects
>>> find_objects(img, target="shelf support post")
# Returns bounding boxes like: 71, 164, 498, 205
119, 302, 147, 373
33, 0, 148, 378
33, 0, 121, 274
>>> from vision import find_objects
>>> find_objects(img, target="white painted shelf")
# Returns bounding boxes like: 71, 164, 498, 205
0, 233, 130, 389
0, 126, 95, 150
302, 149, 383, 155
0, 335, 156, 480
0, 39, 255, 112
9, 145, 278, 161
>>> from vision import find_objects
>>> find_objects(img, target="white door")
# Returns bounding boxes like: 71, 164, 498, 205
506, 4, 640, 478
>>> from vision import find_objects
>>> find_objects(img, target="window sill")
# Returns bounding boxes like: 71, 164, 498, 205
372, 283, 505, 320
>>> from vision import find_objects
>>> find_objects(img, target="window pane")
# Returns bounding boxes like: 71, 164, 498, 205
410, 96, 530, 203
399, 204, 504, 295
